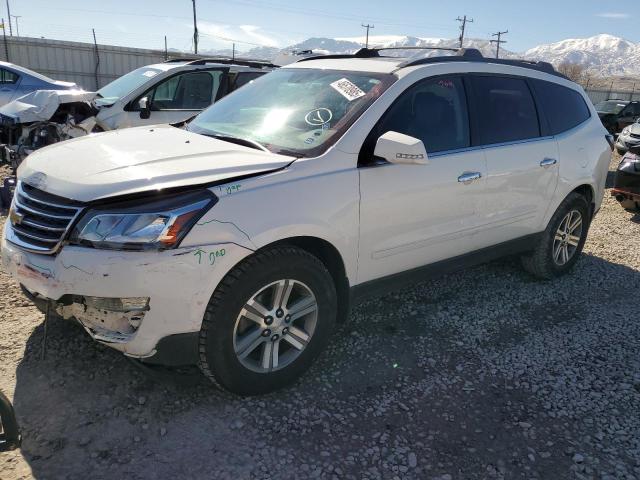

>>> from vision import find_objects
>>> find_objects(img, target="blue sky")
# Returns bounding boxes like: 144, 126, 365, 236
6, 0, 639, 53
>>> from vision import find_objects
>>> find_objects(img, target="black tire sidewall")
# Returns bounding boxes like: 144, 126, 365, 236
201, 249, 337, 395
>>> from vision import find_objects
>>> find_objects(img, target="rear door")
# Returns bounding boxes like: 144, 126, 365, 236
467, 75, 559, 248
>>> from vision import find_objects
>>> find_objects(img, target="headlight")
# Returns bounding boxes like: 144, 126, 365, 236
622, 127, 630, 135
69, 190, 217, 250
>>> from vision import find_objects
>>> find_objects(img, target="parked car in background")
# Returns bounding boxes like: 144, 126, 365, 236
0, 58, 275, 169
0, 61, 77, 106
595, 99, 640, 134
1, 48, 611, 395
615, 119, 640, 154
612, 145, 640, 211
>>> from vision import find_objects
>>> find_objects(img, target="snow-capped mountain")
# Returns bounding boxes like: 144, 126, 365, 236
524, 34, 640, 76
204, 34, 640, 78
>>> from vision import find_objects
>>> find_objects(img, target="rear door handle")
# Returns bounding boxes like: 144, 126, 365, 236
540, 158, 557, 168
457, 172, 482, 184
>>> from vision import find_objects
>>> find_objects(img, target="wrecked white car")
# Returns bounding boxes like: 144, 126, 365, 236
0, 89, 97, 169
0, 58, 275, 169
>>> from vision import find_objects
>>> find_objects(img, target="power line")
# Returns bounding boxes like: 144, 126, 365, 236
456, 15, 473, 48
361, 23, 374, 48
490, 30, 508, 58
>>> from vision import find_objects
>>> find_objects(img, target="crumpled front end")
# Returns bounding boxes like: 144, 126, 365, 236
0, 89, 98, 171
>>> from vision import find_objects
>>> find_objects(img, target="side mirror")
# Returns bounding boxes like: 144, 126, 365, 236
374, 131, 428, 165
138, 96, 151, 119
0, 391, 21, 452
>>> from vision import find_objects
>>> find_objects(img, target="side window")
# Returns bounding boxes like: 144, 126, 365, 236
470, 76, 540, 145
0, 69, 18, 84
150, 71, 222, 110
631, 103, 640, 116
371, 76, 470, 154
531, 79, 590, 135
233, 72, 263, 91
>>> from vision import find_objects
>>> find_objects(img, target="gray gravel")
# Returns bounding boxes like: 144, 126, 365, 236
1, 157, 639, 479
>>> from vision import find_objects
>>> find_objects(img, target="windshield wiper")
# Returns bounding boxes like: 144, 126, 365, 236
204, 133, 269, 152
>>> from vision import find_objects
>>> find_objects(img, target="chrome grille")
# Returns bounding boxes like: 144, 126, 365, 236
630, 132, 640, 139
7, 182, 84, 254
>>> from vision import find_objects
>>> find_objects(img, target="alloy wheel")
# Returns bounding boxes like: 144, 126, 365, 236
232, 279, 318, 373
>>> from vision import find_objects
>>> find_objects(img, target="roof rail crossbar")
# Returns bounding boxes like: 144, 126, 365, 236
164, 57, 277, 68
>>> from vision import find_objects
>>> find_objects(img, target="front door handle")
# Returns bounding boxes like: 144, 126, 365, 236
457, 172, 482, 184
540, 158, 557, 168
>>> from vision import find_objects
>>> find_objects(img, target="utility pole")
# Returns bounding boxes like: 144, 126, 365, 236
10, 14, 19, 37
2, 18, 8, 61
191, 0, 199, 55
456, 15, 473, 48
4, 0, 11, 36
361, 23, 374, 48
92, 28, 100, 90
164, 35, 168, 60
232, 43, 235, 60
490, 30, 508, 59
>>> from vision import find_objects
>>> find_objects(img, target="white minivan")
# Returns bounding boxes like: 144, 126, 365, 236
1, 48, 611, 395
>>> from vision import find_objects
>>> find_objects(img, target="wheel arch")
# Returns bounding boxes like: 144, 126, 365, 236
262, 236, 352, 324
571, 183, 595, 216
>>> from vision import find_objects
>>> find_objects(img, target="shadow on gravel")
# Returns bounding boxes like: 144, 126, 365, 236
10, 252, 640, 479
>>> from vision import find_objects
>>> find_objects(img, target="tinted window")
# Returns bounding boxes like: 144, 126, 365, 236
470, 76, 539, 145
233, 72, 263, 90
532, 80, 591, 135
0, 69, 18, 84
372, 76, 470, 153
151, 71, 222, 110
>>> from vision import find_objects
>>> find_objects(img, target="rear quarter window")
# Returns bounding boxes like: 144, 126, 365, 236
531, 79, 591, 135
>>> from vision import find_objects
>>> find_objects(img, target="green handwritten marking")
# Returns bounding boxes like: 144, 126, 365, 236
193, 248, 207, 264
225, 184, 242, 195
208, 248, 226, 265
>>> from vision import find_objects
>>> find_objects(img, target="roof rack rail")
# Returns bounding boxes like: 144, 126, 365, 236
399, 49, 566, 78
164, 57, 277, 69
295, 46, 567, 79
296, 46, 460, 63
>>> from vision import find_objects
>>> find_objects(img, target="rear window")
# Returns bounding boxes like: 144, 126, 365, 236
532, 80, 590, 135
469, 76, 540, 145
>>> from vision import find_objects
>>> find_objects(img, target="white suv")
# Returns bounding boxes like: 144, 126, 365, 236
1, 48, 611, 395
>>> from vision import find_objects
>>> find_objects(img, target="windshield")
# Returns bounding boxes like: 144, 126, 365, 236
595, 101, 627, 114
96, 66, 164, 105
188, 68, 396, 156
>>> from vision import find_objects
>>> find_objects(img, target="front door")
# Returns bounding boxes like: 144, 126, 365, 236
358, 75, 487, 284
118, 69, 225, 128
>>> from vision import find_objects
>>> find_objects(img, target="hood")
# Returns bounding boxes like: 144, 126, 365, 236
0, 89, 96, 123
18, 124, 294, 202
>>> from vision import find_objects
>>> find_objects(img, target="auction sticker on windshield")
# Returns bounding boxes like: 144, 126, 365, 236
330, 78, 366, 101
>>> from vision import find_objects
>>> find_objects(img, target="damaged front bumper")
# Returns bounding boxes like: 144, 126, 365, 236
1, 236, 252, 364
612, 153, 640, 208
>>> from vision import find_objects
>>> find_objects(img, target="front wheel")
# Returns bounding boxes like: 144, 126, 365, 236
521, 193, 591, 280
198, 246, 337, 395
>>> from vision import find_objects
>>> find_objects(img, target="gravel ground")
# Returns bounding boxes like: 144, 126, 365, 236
1, 158, 639, 480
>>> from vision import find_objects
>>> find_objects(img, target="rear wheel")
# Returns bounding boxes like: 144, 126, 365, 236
521, 193, 591, 279
198, 246, 337, 395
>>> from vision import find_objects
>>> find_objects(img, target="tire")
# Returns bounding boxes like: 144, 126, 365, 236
616, 147, 627, 156
521, 193, 591, 280
198, 245, 337, 395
